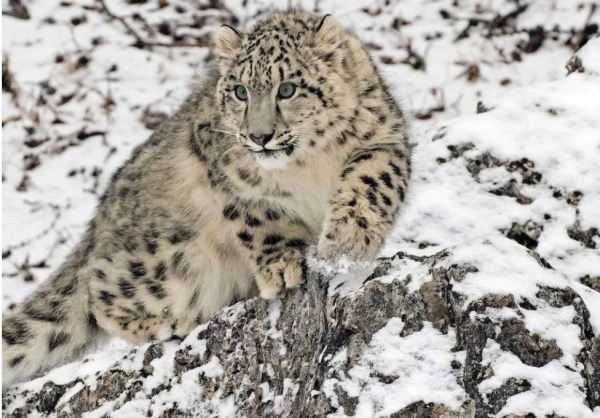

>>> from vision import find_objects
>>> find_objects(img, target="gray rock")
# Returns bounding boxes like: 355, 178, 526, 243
3, 237, 597, 417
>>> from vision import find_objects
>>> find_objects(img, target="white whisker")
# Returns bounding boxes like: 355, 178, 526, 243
210, 128, 238, 138
220, 145, 243, 160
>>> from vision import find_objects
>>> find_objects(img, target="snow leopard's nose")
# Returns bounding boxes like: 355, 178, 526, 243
249, 131, 274, 147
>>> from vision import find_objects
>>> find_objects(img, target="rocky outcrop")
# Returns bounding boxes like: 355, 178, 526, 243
3, 236, 598, 417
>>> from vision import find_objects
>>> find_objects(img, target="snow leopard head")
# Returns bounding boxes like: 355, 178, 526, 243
213, 11, 372, 170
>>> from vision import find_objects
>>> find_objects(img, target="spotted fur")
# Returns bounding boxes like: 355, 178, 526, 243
2, 11, 410, 386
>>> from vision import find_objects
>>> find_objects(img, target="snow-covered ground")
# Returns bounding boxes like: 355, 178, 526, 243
3, 0, 598, 309
2, 0, 600, 416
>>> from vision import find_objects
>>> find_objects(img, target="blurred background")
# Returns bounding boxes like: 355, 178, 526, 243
2, 0, 598, 310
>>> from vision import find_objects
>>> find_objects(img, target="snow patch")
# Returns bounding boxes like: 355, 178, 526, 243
479, 340, 593, 418
325, 320, 465, 417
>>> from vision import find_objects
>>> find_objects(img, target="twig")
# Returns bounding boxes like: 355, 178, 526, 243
98, 0, 200, 49
413, 87, 446, 120
2, 203, 62, 253
400, 41, 426, 71
69, 25, 83, 52
455, 3, 529, 41
131, 12, 156, 38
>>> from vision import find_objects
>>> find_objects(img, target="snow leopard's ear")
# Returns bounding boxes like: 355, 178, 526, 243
214, 25, 242, 58
313, 15, 343, 55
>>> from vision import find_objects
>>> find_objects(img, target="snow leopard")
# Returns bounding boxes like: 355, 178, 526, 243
2, 11, 410, 386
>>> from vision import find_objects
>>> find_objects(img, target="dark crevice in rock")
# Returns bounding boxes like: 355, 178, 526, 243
432, 261, 496, 415
518, 26, 546, 54
566, 55, 585, 74
334, 384, 358, 415
34, 382, 68, 415
518, 298, 537, 310
362, 259, 393, 285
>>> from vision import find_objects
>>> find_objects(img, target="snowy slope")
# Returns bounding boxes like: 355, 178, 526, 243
3, 0, 598, 309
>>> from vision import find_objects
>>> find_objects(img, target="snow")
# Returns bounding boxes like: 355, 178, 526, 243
266, 298, 281, 337
112, 352, 226, 417
439, 236, 567, 304
273, 378, 300, 415
142, 342, 178, 394
479, 340, 593, 418
266, 299, 288, 355
3, 0, 600, 416
12, 336, 136, 393
385, 70, 600, 281
521, 305, 582, 369
55, 382, 84, 409
324, 320, 465, 417
180, 323, 209, 357
318, 232, 595, 417
4, 0, 599, 309
323, 260, 379, 297
575, 36, 600, 74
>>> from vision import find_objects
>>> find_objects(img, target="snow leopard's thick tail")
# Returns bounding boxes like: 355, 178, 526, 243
2, 242, 100, 386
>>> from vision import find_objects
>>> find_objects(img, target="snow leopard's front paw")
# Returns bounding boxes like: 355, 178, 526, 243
317, 205, 387, 261
255, 250, 307, 299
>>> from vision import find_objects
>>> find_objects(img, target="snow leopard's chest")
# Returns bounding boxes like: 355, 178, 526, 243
251, 151, 347, 235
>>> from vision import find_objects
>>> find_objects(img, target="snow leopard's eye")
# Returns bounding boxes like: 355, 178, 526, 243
277, 83, 296, 99
234, 85, 248, 101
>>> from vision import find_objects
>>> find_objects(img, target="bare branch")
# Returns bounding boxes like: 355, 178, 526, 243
98, 0, 201, 49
